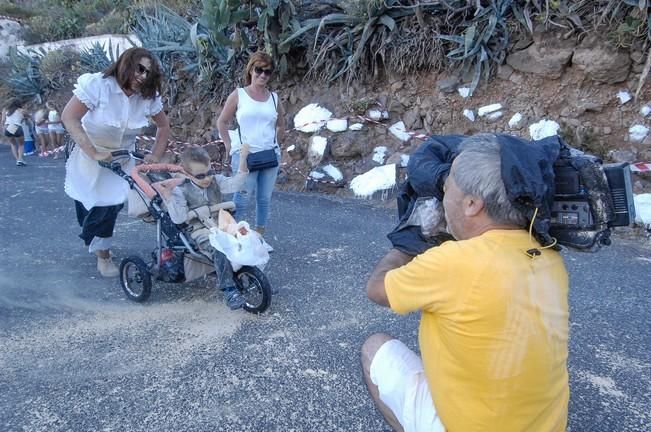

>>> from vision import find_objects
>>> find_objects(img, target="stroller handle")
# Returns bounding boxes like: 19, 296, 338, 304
98, 150, 148, 184
110, 149, 146, 160
98, 150, 145, 170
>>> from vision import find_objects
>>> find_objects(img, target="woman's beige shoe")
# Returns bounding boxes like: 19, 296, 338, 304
97, 256, 119, 277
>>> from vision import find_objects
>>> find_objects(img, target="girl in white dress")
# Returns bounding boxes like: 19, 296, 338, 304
2, 99, 26, 166
62, 47, 171, 277
46, 101, 65, 159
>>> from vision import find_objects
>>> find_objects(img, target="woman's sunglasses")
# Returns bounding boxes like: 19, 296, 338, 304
254, 66, 273, 76
136, 63, 151, 77
191, 170, 215, 180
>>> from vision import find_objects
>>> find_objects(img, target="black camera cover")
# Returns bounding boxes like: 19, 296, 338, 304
388, 134, 630, 255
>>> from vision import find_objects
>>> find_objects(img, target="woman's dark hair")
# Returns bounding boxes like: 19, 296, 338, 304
243, 52, 274, 86
5, 99, 22, 116
103, 47, 163, 99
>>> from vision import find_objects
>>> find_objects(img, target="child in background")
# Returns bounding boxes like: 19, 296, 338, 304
22, 113, 36, 156
153, 144, 251, 310
3, 99, 26, 166
34, 107, 50, 156
46, 102, 65, 159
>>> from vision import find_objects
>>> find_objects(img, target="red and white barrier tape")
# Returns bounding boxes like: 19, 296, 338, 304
0, 15, 22, 23
37, 122, 651, 186
630, 162, 651, 173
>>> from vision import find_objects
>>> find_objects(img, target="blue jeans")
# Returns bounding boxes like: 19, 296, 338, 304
231, 149, 280, 229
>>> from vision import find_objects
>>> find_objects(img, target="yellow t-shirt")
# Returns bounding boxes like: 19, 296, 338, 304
386, 229, 569, 432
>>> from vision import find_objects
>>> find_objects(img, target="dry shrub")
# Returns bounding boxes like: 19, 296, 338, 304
385, 17, 444, 75
40, 49, 81, 91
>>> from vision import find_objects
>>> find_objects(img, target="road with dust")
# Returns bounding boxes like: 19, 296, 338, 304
1, 146, 649, 431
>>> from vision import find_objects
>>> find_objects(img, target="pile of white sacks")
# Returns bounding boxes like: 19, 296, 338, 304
292, 102, 566, 198
292, 99, 649, 218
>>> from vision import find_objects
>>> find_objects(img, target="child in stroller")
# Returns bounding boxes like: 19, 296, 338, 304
153, 144, 252, 309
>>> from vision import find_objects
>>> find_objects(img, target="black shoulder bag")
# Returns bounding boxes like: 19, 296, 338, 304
239, 92, 279, 171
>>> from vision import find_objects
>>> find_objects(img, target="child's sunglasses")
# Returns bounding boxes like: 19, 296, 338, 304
254, 66, 273, 76
191, 170, 215, 180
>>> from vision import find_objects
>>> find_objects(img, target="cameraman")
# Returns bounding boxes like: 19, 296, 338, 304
362, 134, 569, 432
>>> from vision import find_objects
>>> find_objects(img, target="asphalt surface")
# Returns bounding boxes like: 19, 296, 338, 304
0, 144, 650, 432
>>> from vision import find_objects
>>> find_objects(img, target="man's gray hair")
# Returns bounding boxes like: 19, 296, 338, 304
452, 134, 528, 227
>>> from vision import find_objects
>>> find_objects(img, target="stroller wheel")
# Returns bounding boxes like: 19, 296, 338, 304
234, 266, 272, 314
119, 256, 152, 302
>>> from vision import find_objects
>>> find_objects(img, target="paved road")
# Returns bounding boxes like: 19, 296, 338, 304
0, 145, 649, 431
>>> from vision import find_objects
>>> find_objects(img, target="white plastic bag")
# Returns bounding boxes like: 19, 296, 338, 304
208, 221, 270, 271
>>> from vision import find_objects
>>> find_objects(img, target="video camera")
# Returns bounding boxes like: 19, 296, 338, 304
550, 151, 636, 251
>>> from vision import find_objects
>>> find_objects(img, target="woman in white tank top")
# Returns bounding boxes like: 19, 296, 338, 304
217, 52, 286, 239
2, 99, 26, 166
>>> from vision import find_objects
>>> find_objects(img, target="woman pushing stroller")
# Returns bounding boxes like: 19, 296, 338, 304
153, 144, 251, 310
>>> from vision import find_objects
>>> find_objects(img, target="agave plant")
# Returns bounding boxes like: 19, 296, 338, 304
78, 41, 117, 74
438, 0, 513, 96
257, 0, 300, 76
2, 47, 45, 102
190, 22, 237, 81
130, 4, 197, 102
199, 0, 249, 47
280, 0, 438, 83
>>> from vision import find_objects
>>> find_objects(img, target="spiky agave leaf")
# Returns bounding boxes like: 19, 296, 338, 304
437, 0, 512, 96
2, 47, 45, 101
79, 41, 113, 73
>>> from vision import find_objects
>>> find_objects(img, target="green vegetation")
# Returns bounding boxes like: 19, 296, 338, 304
3, 0, 651, 102
0, 2, 37, 19
78, 41, 116, 74
2, 47, 45, 102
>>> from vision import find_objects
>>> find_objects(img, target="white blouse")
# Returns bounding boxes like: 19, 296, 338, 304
64, 72, 163, 209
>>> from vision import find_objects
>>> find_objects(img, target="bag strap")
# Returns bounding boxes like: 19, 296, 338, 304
271, 92, 277, 146
238, 89, 279, 150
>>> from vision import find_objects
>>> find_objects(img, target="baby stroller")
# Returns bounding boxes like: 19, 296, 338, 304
99, 150, 273, 313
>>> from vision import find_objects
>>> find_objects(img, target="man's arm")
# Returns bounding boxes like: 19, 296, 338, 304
366, 249, 414, 307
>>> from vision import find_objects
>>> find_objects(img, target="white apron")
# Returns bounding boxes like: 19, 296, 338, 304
64, 122, 141, 209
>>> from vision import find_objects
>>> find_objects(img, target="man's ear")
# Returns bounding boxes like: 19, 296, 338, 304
464, 195, 485, 217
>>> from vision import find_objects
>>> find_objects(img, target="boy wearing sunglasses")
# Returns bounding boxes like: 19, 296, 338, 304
154, 144, 250, 309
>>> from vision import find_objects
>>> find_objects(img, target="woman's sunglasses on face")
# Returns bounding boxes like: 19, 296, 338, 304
254, 66, 273, 76
136, 63, 151, 77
